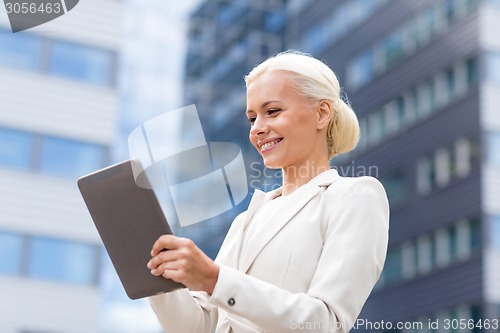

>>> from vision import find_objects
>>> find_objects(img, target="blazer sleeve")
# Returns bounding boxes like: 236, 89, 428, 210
148, 288, 218, 333
208, 177, 390, 332
147, 211, 248, 333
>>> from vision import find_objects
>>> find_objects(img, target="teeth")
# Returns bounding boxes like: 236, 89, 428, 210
261, 139, 281, 151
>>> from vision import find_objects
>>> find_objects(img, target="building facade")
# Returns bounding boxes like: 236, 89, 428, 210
182, 0, 287, 258
290, 0, 499, 331
184, 0, 500, 331
0, 1, 123, 332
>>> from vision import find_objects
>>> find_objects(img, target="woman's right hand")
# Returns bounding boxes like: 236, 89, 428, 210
147, 235, 220, 295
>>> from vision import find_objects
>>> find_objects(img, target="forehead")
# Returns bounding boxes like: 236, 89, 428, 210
247, 71, 294, 100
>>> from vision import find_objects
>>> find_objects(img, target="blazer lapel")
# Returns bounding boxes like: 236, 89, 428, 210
242, 189, 272, 229
238, 183, 323, 273
217, 188, 279, 268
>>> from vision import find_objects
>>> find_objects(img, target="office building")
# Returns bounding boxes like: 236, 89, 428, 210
183, 0, 500, 331
289, 0, 500, 330
0, 1, 123, 332
182, 0, 287, 258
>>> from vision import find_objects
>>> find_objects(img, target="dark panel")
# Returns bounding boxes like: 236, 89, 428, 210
360, 254, 483, 324
320, 0, 430, 77
353, 89, 480, 172
342, 91, 482, 241
389, 172, 481, 243
350, 12, 480, 116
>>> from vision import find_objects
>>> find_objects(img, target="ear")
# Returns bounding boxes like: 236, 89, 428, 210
316, 100, 332, 130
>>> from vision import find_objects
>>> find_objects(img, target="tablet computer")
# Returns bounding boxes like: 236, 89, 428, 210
78, 159, 184, 299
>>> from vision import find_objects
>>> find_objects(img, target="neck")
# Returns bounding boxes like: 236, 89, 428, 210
281, 159, 330, 196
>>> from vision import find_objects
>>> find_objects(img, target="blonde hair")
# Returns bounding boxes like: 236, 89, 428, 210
245, 50, 359, 159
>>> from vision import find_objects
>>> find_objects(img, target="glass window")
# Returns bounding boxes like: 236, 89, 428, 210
401, 240, 417, 278
384, 247, 402, 283
488, 132, 500, 165
435, 228, 450, 266
454, 138, 471, 177
448, 226, 457, 260
425, 6, 438, 37
48, 41, 113, 86
382, 171, 407, 206
465, 57, 478, 88
264, 10, 285, 33
28, 237, 97, 285
217, 2, 233, 26
0, 29, 41, 71
469, 135, 481, 167
445, 67, 455, 98
38, 136, 105, 179
418, 80, 436, 116
302, 23, 324, 54
429, 234, 437, 268
368, 111, 384, 144
219, 2, 246, 27
434, 148, 451, 187
417, 235, 432, 273
462, 0, 478, 14
347, 50, 374, 89
470, 304, 482, 333
415, 7, 433, 45
395, 96, 406, 126
488, 0, 500, 7
417, 155, 435, 194
405, 88, 419, 123
489, 217, 500, 249
383, 103, 398, 134
486, 53, 500, 83
469, 218, 481, 251
383, 31, 404, 66
0, 232, 23, 275
0, 127, 33, 170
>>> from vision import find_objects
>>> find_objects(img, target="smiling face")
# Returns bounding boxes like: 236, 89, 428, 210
246, 71, 331, 171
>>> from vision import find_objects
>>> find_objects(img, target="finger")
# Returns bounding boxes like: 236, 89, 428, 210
161, 268, 184, 283
147, 248, 179, 269
151, 260, 181, 277
151, 234, 178, 256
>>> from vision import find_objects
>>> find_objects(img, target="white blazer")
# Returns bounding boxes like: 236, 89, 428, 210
149, 169, 390, 333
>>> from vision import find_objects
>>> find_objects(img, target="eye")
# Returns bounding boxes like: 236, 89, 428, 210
267, 108, 281, 116
248, 116, 256, 124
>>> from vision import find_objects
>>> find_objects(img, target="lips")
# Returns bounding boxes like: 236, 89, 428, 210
259, 138, 283, 152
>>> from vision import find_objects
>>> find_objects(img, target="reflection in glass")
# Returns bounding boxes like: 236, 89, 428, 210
49, 41, 113, 86
0, 29, 41, 71
488, 132, 500, 165
490, 217, 500, 249
384, 247, 402, 283
0, 232, 23, 275
39, 136, 104, 179
28, 237, 97, 285
0, 127, 32, 170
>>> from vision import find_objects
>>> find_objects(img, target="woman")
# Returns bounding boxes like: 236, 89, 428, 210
147, 51, 389, 333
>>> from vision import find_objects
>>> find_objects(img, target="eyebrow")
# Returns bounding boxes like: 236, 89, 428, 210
246, 99, 281, 115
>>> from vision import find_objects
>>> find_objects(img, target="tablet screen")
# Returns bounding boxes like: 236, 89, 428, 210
78, 160, 184, 299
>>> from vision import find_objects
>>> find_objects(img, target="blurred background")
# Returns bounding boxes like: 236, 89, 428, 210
0, 0, 499, 332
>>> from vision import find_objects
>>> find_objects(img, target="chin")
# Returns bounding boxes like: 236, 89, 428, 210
262, 158, 284, 169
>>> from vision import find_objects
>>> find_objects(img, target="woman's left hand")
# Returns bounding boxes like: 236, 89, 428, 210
147, 235, 220, 294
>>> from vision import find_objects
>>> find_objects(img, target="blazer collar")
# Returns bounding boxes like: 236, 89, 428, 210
238, 168, 340, 273
243, 168, 340, 226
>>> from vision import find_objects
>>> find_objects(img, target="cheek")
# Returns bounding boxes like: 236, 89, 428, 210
249, 132, 257, 147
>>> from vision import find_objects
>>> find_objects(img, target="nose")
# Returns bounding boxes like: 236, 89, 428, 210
250, 116, 269, 137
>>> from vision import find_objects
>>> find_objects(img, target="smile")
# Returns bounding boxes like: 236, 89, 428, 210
260, 138, 283, 152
